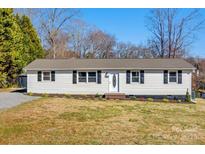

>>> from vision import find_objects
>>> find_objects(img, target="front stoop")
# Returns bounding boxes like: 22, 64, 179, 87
104, 93, 126, 99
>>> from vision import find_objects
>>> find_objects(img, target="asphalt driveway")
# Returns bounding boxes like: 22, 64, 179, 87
0, 92, 40, 109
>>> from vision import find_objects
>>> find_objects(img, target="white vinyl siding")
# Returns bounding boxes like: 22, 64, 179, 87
120, 70, 192, 95
27, 70, 108, 94
27, 69, 192, 95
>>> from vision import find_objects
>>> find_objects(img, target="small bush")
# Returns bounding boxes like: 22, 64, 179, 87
95, 93, 104, 100
178, 99, 182, 103
147, 98, 153, 102
95, 93, 100, 98
42, 93, 49, 97
185, 89, 191, 102
65, 94, 71, 98
162, 98, 169, 103
27, 92, 33, 96
163, 96, 168, 99
196, 91, 201, 98
130, 96, 137, 100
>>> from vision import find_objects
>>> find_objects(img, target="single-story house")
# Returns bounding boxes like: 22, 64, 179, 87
24, 58, 195, 97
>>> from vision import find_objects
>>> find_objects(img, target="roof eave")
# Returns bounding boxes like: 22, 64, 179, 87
24, 67, 195, 71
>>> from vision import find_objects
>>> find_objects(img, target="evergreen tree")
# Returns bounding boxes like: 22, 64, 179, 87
0, 8, 24, 87
16, 14, 44, 63
0, 9, 44, 87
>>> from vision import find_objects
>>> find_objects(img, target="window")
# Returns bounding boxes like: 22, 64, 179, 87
88, 72, 96, 82
43, 72, 50, 81
78, 72, 87, 82
37, 71, 42, 81
132, 72, 139, 82
169, 72, 177, 82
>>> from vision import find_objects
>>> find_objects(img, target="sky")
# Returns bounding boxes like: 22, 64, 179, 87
79, 8, 205, 58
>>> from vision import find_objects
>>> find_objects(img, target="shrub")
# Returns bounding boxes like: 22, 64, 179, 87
196, 91, 201, 98
95, 93, 100, 98
178, 99, 182, 103
185, 89, 191, 102
162, 98, 169, 103
163, 96, 168, 99
65, 94, 71, 98
28, 92, 33, 96
147, 98, 153, 102
130, 96, 137, 100
42, 93, 49, 97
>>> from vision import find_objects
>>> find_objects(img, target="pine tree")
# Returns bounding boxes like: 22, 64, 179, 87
0, 9, 45, 87
0, 8, 24, 87
16, 14, 44, 64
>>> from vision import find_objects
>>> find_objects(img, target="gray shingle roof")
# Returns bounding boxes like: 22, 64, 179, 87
24, 58, 195, 71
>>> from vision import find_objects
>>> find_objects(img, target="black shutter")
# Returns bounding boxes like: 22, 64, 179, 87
164, 70, 168, 84
126, 70, 130, 84
178, 70, 182, 84
51, 71, 55, 81
37, 71, 42, 81
73, 70, 77, 84
97, 70, 101, 84
140, 70, 144, 84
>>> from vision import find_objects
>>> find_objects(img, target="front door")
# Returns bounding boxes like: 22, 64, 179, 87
108, 73, 119, 93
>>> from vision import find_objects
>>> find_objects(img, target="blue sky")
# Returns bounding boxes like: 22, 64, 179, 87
80, 8, 205, 58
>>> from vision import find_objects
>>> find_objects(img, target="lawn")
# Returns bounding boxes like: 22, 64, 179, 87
0, 97, 205, 144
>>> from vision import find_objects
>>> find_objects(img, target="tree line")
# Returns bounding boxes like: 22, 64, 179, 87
15, 8, 204, 59
0, 8, 204, 87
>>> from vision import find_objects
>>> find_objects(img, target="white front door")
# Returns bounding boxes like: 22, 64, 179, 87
108, 73, 119, 93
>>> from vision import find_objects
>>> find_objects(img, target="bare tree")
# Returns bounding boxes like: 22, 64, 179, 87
147, 9, 167, 58
186, 57, 205, 90
67, 20, 97, 58
39, 9, 79, 59
115, 42, 140, 58
86, 30, 116, 58
147, 9, 205, 58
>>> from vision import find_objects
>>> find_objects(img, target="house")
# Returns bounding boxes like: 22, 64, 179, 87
24, 58, 195, 97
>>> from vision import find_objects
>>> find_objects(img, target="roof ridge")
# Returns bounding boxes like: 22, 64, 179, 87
35, 58, 184, 60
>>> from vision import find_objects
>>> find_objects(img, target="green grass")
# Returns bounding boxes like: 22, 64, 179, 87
0, 97, 205, 144
59, 106, 122, 122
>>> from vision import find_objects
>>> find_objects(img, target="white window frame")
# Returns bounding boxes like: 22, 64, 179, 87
131, 71, 140, 83
77, 71, 98, 83
169, 71, 178, 83
88, 71, 97, 83
43, 71, 51, 81
78, 71, 87, 83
